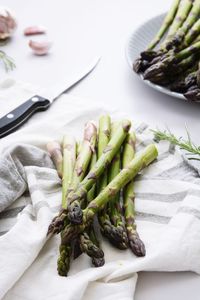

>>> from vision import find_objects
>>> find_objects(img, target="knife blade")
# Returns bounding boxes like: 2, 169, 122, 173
0, 56, 101, 138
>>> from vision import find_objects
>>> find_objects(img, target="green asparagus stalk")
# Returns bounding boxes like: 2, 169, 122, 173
46, 141, 63, 178
147, 0, 181, 50
184, 18, 200, 47
122, 132, 146, 257
97, 116, 125, 248
107, 122, 128, 249
62, 136, 76, 208
97, 115, 111, 192
61, 144, 158, 244
89, 226, 105, 267
86, 151, 105, 267
67, 121, 97, 223
75, 150, 105, 266
57, 135, 76, 276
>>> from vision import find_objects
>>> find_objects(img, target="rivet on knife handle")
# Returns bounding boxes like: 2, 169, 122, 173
0, 95, 50, 138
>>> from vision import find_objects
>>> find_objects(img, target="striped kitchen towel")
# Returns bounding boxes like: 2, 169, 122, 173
0, 80, 200, 300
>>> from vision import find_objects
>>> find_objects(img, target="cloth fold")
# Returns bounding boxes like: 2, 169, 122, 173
0, 144, 54, 213
0, 80, 200, 300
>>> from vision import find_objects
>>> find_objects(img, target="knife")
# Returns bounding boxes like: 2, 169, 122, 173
0, 56, 100, 138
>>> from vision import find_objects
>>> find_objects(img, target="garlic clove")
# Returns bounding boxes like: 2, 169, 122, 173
24, 26, 46, 36
28, 40, 52, 55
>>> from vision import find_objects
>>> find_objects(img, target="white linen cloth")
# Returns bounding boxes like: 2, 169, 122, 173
0, 80, 200, 300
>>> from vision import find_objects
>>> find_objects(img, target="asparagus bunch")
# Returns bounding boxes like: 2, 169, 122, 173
46, 115, 158, 276
133, 0, 200, 101
61, 144, 158, 244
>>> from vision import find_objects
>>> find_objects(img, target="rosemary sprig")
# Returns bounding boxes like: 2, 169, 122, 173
152, 128, 200, 161
0, 50, 15, 72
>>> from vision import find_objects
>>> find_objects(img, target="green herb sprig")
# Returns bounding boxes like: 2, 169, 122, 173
0, 50, 15, 72
152, 128, 200, 161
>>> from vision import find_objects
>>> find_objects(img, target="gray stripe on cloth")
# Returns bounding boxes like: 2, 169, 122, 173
178, 206, 200, 220
156, 161, 199, 181
135, 161, 199, 182
0, 206, 25, 219
136, 191, 187, 203
136, 211, 170, 224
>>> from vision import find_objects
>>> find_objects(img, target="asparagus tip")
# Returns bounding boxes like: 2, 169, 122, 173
184, 88, 200, 101
129, 234, 146, 257
92, 257, 105, 267
68, 204, 83, 224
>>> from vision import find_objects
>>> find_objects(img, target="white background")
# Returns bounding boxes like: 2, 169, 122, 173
2, 0, 200, 299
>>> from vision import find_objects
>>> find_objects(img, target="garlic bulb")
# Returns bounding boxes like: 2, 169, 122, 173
0, 7, 17, 40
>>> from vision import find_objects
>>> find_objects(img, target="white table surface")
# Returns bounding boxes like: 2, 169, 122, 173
2, 0, 200, 299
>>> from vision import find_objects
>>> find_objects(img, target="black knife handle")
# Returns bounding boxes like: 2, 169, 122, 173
0, 95, 50, 138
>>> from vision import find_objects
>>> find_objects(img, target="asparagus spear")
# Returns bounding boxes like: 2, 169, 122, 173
122, 132, 146, 257
75, 150, 105, 266
184, 18, 200, 47
57, 135, 76, 277
67, 121, 97, 224
62, 136, 76, 208
97, 115, 111, 192
107, 122, 128, 249
89, 226, 105, 267
147, 0, 181, 50
61, 144, 158, 244
97, 116, 125, 248
166, 0, 200, 49
46, 141, 63, 178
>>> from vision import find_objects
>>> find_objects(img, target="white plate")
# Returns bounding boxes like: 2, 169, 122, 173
125, 13, 186, 101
